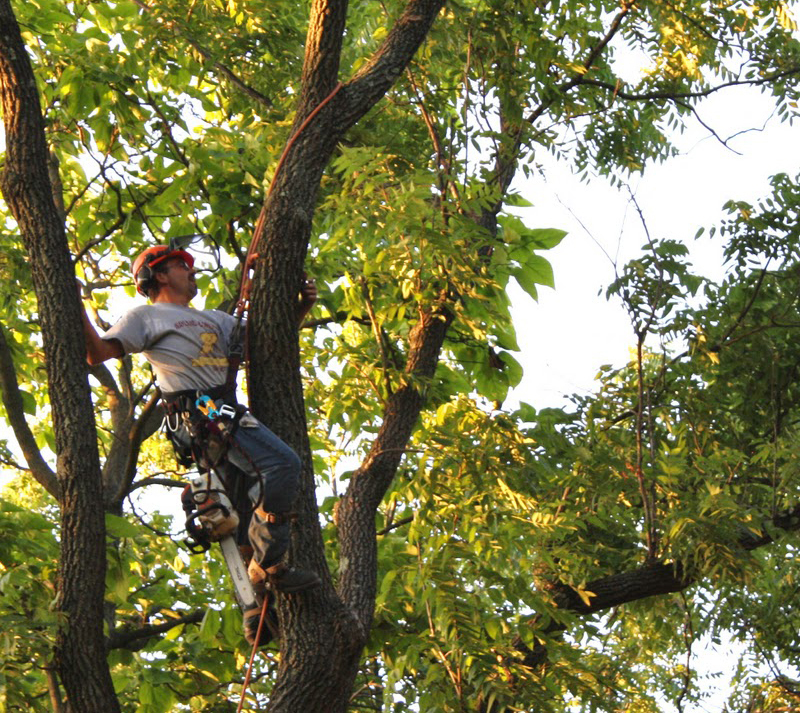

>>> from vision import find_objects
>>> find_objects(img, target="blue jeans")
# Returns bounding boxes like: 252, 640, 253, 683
225, 418, 301, 568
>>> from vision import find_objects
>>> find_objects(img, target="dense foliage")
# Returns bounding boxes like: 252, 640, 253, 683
2, 0, 800, 711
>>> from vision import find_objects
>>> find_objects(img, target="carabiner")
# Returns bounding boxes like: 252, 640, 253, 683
196, 395, 220, 419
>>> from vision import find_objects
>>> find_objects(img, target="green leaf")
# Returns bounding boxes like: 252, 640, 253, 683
497, 351, 523, 387
199, 608, 221, 644
524, 254, 555, 288
525, 228, 567, 250
19, 390, 36, 416
510, 265, 539, 300
105, 514, 141, 539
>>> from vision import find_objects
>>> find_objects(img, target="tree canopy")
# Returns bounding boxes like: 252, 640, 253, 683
2, 0, 800, 711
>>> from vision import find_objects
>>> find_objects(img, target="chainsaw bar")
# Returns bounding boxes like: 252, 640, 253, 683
219, 535, 259, 612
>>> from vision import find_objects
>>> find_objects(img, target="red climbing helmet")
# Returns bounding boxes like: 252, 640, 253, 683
132, 243, 194, 296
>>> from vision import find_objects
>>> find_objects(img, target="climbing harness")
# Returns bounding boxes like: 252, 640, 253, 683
166, 389, 263, 614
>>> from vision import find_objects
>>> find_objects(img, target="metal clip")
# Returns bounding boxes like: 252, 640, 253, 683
218, 404, 238, 419
196, 395, 220, 419
165, 412, 182, 432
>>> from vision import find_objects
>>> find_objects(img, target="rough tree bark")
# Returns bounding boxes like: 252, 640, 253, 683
0, 1, 120, 710
245, 0, 800, 706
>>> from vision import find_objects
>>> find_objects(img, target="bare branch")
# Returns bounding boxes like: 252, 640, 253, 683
0, 323, 58, 497
576, 67, 800, 105
128, 474, 187, 492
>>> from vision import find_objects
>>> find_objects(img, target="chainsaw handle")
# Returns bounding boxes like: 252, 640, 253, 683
184, 535, 211, 554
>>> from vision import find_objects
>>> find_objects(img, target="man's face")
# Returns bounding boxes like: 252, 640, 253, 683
157, 256, 197, 300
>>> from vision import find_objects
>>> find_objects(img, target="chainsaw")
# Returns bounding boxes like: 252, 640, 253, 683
181, 469, 260, 614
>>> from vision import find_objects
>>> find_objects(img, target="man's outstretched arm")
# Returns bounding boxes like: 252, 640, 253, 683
79, 292, 124, 365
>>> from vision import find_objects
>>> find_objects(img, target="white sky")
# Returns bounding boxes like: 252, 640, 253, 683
509, 84, 800, 410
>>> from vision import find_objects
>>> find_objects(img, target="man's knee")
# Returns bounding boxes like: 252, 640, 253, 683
274, 446, 300, 489
284, 446, 301, 479
259, 448, 300, 510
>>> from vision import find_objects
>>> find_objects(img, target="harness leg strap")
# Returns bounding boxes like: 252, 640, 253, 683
254, 506, 297, 527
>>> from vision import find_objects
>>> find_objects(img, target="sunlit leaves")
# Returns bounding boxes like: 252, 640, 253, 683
0, 497, 60, 712
3, 0, 800, 709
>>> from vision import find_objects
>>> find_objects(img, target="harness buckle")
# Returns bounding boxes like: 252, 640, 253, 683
218, 404, 238, 419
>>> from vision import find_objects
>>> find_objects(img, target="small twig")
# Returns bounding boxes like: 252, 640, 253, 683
128, 475, 187, 492
360, 276, 394, 397
126, 489, 178, 538
675, 591, 694, 712
377, 515, 413, 536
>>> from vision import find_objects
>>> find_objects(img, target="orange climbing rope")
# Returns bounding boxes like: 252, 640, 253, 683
236, 597, 270, 713
233, 81, 344, 325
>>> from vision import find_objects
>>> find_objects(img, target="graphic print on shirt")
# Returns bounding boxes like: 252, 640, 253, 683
192, 331, 228, 367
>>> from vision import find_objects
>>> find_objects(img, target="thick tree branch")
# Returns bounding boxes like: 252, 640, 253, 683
106, 611, 204, 651
338, 0, 444, 130
0, 323, 58, 497
299, 0, 349, 111
338, 305, 454, 630
516, 503, 800, 667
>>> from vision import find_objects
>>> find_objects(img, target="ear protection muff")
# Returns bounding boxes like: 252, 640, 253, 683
133, 249, 167, 296
135, 262, 153, 295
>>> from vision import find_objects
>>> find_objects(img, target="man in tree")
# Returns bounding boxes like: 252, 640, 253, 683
80, 242, 321, 644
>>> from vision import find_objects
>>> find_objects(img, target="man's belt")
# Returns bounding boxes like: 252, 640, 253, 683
162, 385, 242, 423
162, 383, 238, 408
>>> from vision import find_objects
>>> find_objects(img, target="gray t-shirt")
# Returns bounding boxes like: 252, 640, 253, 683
103, 303, 240, 393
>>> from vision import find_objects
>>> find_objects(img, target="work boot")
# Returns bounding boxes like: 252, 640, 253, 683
266, 562, 321, 593
243, 598, 280, 647
254, 561, 320, 593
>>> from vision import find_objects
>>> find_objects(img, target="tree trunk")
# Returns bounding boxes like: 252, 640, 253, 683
245, 0, 444, 709
0, 1, 119, 710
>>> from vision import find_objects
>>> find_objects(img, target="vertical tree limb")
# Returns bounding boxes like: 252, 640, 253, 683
0, 1, 119, 710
